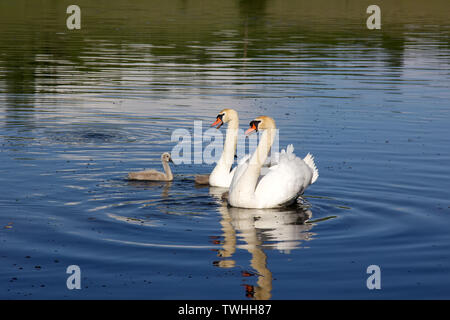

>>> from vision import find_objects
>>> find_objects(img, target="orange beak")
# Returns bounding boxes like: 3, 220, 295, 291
245, 123, 257, 135
211, 117, 223, 129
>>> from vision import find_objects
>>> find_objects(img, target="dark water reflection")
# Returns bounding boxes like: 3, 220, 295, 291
1, 0, 450, 299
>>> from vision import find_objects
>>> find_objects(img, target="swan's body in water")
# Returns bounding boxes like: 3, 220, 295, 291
228, 116, 318, 209
128, 152, 173, 181
195, 108, 240, 188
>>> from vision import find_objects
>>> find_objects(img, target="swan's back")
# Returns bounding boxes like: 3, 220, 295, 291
254, 145, 317, 208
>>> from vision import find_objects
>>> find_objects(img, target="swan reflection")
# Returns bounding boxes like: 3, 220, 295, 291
209, 187, 315, 300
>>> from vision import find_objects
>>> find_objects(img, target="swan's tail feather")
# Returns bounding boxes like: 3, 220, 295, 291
303, 153, 319, 184
286, 144, 294, 154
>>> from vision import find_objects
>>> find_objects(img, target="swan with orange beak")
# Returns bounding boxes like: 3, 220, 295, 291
228, 116, 319, 208
195, 108, 240, 188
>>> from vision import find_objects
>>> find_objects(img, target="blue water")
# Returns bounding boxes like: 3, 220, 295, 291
1, 0, 449, 299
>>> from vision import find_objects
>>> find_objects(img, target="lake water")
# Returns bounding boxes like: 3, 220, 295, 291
1, 0, 449, 299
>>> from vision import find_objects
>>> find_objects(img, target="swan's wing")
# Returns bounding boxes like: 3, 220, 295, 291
254, 145, 314, 207
303, 153, 319, 184
261, 144, 293, 167
230, 149, 282, 187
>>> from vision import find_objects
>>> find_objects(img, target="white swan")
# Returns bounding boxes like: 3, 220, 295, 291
228, 116, 318, 209
195, 108, 240, 188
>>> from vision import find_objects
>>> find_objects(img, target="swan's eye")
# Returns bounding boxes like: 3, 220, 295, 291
217, 113, 224, 121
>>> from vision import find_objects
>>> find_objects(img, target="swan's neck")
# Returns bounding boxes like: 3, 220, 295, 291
216, 118, 239, 171
162, 161, 173, 180
239, 128, 275, 194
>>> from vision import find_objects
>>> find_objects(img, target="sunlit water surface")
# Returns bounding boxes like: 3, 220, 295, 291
1, 0, 449, 299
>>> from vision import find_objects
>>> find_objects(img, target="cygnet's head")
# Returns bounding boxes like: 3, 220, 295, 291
161, 152, 173, 163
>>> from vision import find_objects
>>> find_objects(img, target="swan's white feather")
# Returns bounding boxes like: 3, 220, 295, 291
303, 153, 319, 184
230, 144, 318, 208
254, 145, 314, 207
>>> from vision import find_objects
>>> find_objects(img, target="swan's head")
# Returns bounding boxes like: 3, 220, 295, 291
211, 108, 238, 129
245, 116, 276, 135
161, 152, 173, 163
